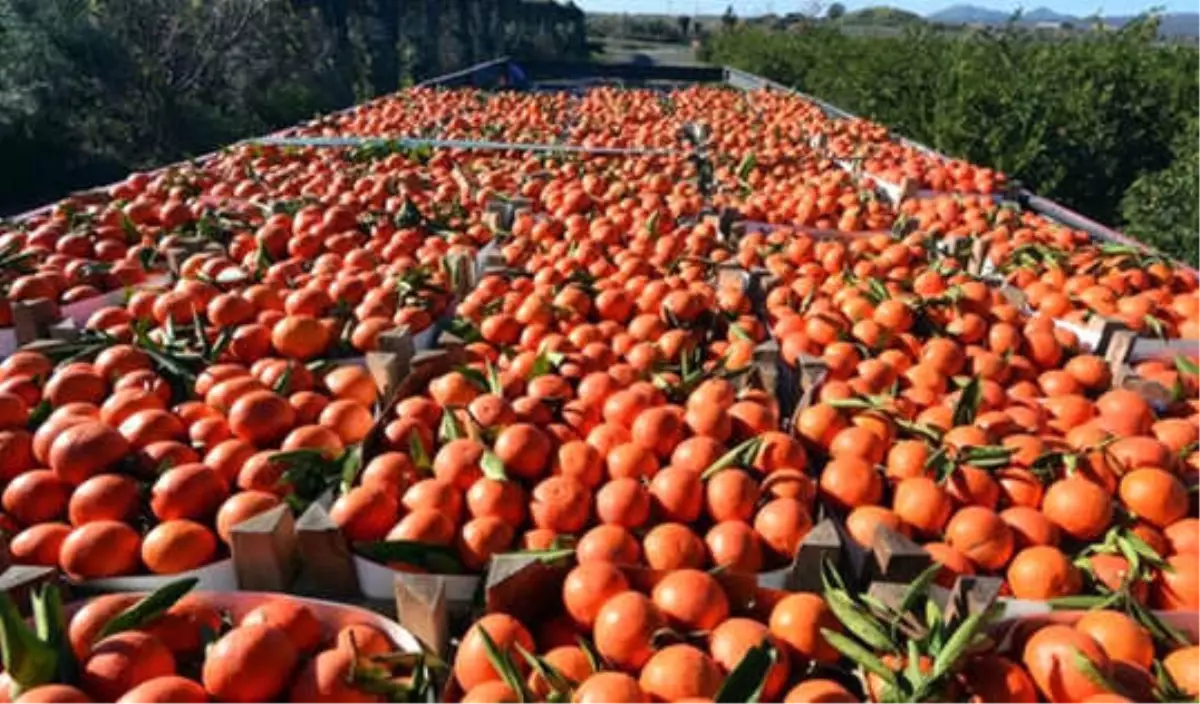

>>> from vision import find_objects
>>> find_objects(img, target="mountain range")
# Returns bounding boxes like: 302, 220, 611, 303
925, 4, 1199, 35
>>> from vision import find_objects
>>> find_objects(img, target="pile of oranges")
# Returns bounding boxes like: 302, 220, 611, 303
0, 81, 1196, 703
0, 584, 433, 702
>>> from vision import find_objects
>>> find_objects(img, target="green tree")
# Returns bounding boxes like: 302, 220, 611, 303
827, 3, 846, 20
1121, 116, 1199, 263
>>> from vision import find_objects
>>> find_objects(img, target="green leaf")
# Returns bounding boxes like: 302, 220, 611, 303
339, 445, 365, 495
951, 376, 981, 427
272, 363, 295, 395
516, 644, 575, 695
455, 366, 490, 392
485, 359, 504, 396
1047, 594, 1119, 610
730, 324, 753, 342
26, 400, 52, 431
822, 628, 898, 686
1073, 648, 1118, 694
714, 638, 777, 703
409, 433, 432, 473
898, 564, 942, 617
736, 153, 757, 183
355, 540, 464, 574
439, 409, 463, 443
700, 437, 763, 481
477, 627, 529, 703
98, 578, 199, 641
824, 590, 897, 653
30, 585, 74, 686
530, 348, 566, 379
481, 450, 508, 481
931, 607, 993, 680
500, 547, 575, 564
1173, 355, 1199, 377
0, 591, 57, 697
576, 636, 602, 674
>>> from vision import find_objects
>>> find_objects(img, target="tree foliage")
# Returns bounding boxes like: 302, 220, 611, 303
702, 19, 1199, 261
1121, 116, 1199, 264
0, 0, 587, 215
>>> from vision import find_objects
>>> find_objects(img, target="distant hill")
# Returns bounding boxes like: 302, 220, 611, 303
841, 6, 925, 25
924, 4, 1198, 37
927, 4, 1012, 23
1021, 6, 1076, 22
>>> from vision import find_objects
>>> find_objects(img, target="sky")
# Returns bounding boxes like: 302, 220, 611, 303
575, 0, 1196, 17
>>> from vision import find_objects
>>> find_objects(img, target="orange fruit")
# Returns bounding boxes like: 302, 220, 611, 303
48, 421, 129, 486
572, 672, 647, 703
215, 491, 282, 545
638, 644, 723, 702
1118, 468, 1187, 529
650, 568, 729, 632
141, 520, 218, 574
150, 463, 228, 522
1075, 610, 1154, 670
1041, 476, 1113, 541
961, 654, 1038, 703
1022, 624, 1113, 703
1006, 546, 1081, 600
768, 592, 841, 664
81, 631, 176, 702
453, 614, 534, 692
710, 618, 790, 701
642, 522, 707, 570
1164, 645, 1199, 696
1153, 553, 1199, 610
242, 600, 324, 655
576, 524, 641, 565
783, 679, 858, 703
330, 486, 399, 543
59, 520, 141, 579
593, 591, 664, 672
228, 390, 295, 446
945, 507, 1014, 571
563, 562, 630, 630
202, 624, 299, 702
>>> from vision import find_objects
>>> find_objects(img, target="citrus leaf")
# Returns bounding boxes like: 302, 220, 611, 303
822, 628, 898, 686
339, 445, 364, 495
1073, 648, 1119, 694
477, 627, 529, 703
700, 437, 763, 481
825, 590, 897, 653
714, 638, 776, 703
355, 540, 464, 574
272, 363, 295, 395
897, 563, 942, 617
931, 606, 994, 680
1048, 594, 1118, 610
951, 376, 981, 427
98, 578, 198, 641
1173, 355, 1199, 377
439, 409, 463, 443
482, 450, 508, 481
577, 636, 603, 674
409, 433, 432, 473
485, 359, 504, 396
30, 585, 74, 685
516, 643, 575, 695
500, 547, 575, 564
736, 153, 757, 183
